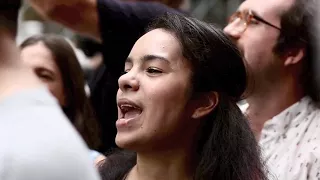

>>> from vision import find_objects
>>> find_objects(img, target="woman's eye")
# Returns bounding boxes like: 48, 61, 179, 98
38, 74, 53, 81
146, 67, 162, 74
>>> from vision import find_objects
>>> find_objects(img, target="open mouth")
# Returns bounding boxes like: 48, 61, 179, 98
119, 103, 142, 120
117, 99, 143, 127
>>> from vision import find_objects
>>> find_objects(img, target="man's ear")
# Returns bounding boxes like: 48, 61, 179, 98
191, 91, 219, 119
283, 47, 305, 66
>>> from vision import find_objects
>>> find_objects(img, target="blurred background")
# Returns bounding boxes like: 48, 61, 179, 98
17, 0, 243, 44
16, 0, 244, 76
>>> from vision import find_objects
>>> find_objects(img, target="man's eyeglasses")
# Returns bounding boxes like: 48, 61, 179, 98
227, 10, 307, 43
227, 10, 281, 34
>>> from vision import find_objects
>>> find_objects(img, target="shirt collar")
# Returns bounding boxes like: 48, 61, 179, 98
239, 97, 316, 140
263, 97, 314, 132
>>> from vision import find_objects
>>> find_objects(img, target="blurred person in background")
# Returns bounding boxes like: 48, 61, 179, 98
20, 34, 105, 165
224, 0, 320, 179
98, 13, 267, 180
0, 1, 101, 179
73, 34, 103, 82
27, 0, 189, 152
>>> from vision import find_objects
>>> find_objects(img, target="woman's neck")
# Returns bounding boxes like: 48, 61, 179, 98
127, 149, 194, 180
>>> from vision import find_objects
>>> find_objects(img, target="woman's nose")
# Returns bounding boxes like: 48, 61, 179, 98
118, 70, 140, 92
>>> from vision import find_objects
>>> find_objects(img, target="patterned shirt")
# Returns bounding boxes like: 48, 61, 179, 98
241, 97, 320, 180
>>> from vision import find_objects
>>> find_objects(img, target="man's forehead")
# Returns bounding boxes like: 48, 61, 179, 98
238, 0, 294, 18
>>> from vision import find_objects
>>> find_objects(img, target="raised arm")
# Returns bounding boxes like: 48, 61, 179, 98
28, 0, 181, 74
26, 0, 101, 41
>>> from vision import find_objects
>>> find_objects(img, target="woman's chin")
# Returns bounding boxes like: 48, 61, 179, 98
115, 133, 138, 149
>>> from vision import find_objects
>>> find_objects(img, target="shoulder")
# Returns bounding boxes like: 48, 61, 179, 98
288, 139, 320, 179
298, 148, 320, 178
0, 88, 75, 136
0, 127, 100, 180
0, 88, 100, 180
0, 148, 100, 180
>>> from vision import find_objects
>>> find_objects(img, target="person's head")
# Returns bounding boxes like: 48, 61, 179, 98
0, 0, 21, 38
20, 34, 100, 149
224, 0, 317, 100
0, 0, 21, 65
115, 13, 266, 179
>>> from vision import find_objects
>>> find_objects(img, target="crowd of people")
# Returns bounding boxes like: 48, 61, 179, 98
0, 0, 319, 179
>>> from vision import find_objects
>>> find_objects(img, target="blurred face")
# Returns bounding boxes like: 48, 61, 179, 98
224, 0, 294, 93
116, 29, 199, 151
21, 42, 66, 106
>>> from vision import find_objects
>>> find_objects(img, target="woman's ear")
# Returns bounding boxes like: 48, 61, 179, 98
192, 91, 219, 119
